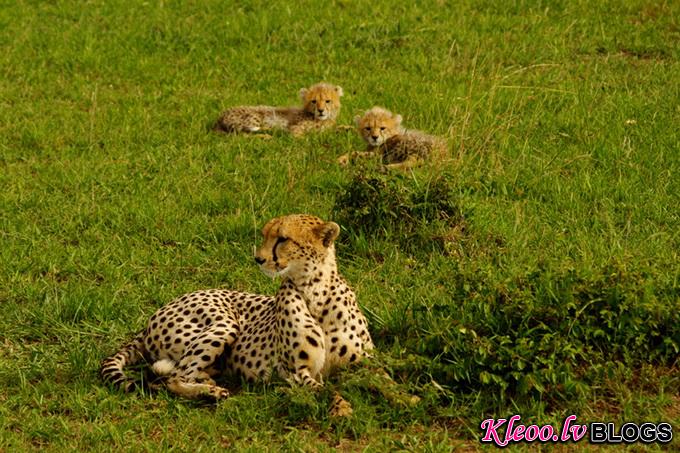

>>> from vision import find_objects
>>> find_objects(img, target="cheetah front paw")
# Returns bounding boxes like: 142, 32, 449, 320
329, 393, 353, 418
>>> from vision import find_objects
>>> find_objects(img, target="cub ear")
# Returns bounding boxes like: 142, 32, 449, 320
394, 114, 403, 125
354, 115, 361, 126
299, 88, 309, 102
335, 85, 344, 97
314, 222, 340, 247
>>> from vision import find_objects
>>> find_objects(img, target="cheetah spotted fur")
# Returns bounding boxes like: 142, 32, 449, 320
101, 214, 373, 401
214, 82, 343, 137
338, 106, 447, 170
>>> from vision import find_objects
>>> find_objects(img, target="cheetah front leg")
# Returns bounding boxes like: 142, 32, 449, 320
383, 155, 423, 171
289, 354, 357, 418
288, 122, 314, 137
249, 132, 273, 139
279, 350, 324, 390
337, 151, 375, 166
286, 366, 353, 418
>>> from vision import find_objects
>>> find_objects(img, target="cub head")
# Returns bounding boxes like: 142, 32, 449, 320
355, 106, 404, 147
299, 82, 343, 121
254, 214, 340, 279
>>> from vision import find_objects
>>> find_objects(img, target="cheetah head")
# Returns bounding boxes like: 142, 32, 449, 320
355, 106, 404, 147
254, 214, 340, 279
300, 82, 343, 121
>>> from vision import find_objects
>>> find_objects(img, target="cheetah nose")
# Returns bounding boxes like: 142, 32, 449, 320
371, 135, 379, 140
254, 257, 265, 265
317, 109, 325, 114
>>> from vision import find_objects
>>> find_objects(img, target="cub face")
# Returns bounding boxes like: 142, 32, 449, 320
299, 83, 343, 121
254, 214, 340, 279
355, 107, 404, 147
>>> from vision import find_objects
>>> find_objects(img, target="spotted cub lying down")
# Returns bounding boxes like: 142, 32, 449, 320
338, 106, 447, 170
214, 82, 343, 137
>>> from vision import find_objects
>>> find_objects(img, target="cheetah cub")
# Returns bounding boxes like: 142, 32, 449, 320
338, 106, 447, 170
101, 214, 373, 403
214, 82, 344, 137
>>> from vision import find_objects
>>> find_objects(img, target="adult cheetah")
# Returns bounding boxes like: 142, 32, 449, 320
101, 215, 373, 402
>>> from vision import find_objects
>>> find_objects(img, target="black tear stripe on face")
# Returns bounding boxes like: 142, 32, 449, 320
272, 237, 287, 263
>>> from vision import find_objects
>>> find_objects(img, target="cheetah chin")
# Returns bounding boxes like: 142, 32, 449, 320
258, 264, 289, 279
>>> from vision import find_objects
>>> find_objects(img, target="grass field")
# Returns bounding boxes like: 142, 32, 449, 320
1, 0, 679, 451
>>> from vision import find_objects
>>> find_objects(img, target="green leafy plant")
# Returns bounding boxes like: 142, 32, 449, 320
332, 171, 466, 256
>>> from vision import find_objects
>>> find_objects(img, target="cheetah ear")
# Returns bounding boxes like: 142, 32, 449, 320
354, 115, 361, 126
315, 222, 340, 247
394, 114, 403, 126
335, 86, 344, 97
299, 88, 309, 102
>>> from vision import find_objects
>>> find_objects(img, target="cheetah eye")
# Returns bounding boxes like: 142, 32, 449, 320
380, 127, 386, 131
311, 100, 317, 104
325, 99, 331, 104
364, 127, 371, 131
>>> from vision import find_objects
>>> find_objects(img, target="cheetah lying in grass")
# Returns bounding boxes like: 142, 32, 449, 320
214, 82, 344, 137
338, 106, 447, 170
101, 214, 375, 415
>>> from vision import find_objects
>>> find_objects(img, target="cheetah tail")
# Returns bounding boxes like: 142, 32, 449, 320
100, 330, 146, 392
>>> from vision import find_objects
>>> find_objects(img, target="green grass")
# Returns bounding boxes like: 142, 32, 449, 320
1, 0, 679, 451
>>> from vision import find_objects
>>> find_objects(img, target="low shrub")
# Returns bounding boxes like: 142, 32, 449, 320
399, 263, 680, 406
331, 171, 466, 256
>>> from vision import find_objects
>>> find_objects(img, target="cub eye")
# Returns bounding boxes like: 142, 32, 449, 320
380, 127, 386, 131
325, 99, 331, 104
311, 100, 317, 104
364, 127, 371, 131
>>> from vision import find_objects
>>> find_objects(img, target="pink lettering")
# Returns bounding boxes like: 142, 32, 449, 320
480, 418, 508, 446
539, 425, 554, 441
480, 415, 588, 446
561, 415, 577, 441
525, 424, 540, 441
511, 424, 526, 441
571, 423, 587, 441
506, 415, 522, 442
